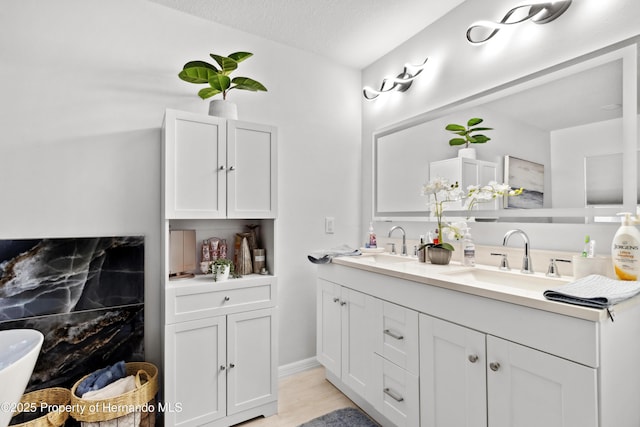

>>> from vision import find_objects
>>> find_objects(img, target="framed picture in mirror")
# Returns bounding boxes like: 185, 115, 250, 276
504, 155, 544, 209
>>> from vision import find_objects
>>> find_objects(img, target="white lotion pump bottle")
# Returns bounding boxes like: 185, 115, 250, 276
611, 212, 640, 280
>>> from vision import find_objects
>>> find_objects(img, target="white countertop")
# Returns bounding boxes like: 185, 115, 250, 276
331, 253, 633, 322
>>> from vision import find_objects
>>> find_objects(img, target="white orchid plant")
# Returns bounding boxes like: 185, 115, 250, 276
421, 178, 522, 251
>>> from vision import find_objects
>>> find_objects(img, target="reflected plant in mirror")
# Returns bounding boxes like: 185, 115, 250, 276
445, 117, 493, 148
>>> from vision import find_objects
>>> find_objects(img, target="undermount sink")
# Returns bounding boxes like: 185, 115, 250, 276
441, 267, 570, 290
0, 329, 44, 427
355, 253, 417, 265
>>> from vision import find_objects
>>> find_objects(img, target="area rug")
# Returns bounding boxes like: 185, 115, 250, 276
298, 407, 379, 427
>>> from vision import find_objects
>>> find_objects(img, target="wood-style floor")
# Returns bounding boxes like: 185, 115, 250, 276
238, 366, 356, 427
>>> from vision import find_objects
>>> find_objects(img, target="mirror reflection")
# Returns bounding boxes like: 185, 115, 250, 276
374, 43, 638, 224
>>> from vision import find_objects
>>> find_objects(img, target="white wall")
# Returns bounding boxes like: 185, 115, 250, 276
0, 0, 362, 369
362, 0, 640, 253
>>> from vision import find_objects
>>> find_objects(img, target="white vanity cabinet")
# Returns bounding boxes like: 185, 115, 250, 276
419, 315, 596, 427
317, 262, 640, 427
163, 109, 277, 219
316, 280, 375, 401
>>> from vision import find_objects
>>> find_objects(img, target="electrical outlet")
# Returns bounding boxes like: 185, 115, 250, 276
325, 217, 335, 234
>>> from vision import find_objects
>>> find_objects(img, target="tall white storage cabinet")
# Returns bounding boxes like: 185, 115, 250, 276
430, 157, 498, 210
162, 109, 278, 427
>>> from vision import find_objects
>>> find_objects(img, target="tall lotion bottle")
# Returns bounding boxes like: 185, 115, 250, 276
611, 212, 640, 280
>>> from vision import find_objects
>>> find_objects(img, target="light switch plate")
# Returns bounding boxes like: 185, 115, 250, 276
325, 217, 335, 234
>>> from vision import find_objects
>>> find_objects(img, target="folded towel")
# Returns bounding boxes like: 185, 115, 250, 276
76, 361, 126, 396
82, 375, 136, 400
544, 274, 640, 311
308, 245, 361, 264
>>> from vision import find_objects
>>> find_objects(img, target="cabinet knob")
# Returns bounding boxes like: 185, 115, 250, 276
490, 362, 501, 372
229, 166, 235, 171
340, 301, 347, 306
229, 363, 235, 369
224, 296, 230, 302
219, 165, 226, 171
220, 365, 226, 371
468, 354, 479, 363
333, 297, 340, 303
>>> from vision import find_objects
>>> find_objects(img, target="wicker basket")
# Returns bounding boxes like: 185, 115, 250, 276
69, 362, 158, 423
11, 387, 71, 427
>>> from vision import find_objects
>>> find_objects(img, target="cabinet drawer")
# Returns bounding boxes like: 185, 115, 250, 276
374, 300, 419, 375
371, 354, 419, 427
166, 278, 276, 324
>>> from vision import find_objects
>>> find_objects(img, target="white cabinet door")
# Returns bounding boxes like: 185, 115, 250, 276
164, 110, 226, 218
487, 335, 598, 427
165, 316, 226, 427
227, 308, 277, 415
227, 120, 277, 218
420, 315, 487, 427
317, 279, 342, 376
341, 288, 374, 399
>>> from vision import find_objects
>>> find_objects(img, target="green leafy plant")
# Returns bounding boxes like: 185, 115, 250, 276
445, 117, 493, 148
207, 258, 235, 282
178, 51, 267, 100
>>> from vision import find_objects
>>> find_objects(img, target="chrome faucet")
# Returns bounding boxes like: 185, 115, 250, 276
502, 229, 534, 274
388, 226, 407, 256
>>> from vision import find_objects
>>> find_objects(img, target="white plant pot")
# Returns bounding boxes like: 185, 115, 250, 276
208, 100, 238, 119
458, 147, 476, 159
213, 265, 231, 282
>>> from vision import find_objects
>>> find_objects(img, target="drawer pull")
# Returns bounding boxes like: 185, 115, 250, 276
224, 296, 230, 302
383, 329, 404, 340
468, 354, 479, 363
490, 362, 501, 372
340, 301, 347, 306
383, 387, 404, 402
333, 297, 340, 303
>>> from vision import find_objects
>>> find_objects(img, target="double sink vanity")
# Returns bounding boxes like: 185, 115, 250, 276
316, 248, 640, 427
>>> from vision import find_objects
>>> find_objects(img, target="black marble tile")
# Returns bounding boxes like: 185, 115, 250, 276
0, 236, 144, 320
0, 304, 144, 391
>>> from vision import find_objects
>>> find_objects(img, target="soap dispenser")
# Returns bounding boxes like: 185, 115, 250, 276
611, 212, 640, 281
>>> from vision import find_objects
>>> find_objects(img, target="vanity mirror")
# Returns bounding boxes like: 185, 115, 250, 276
373, 39, 638, 224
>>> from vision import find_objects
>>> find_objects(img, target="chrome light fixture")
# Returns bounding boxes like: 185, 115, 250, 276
363, 58, 428, 100
466, 1, 572, 45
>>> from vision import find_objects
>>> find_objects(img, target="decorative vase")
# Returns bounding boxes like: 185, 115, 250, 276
458, 147, 476, 159
208, 100, 238, 119
428, 246, 452, 265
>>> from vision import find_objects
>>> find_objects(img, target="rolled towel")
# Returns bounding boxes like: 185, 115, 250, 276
76, 361, 126, 396
82, 375, 136, 400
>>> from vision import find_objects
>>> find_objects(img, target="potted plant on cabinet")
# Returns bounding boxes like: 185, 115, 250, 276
178, 51, 268, 119
207, 258, 235, 282
445, 117, 493, 159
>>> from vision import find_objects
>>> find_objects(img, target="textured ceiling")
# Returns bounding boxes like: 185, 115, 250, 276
148, 0, 466, 69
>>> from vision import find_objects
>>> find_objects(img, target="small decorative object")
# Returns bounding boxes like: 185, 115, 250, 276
235, 235, 253, 275
419, 177, 522, 263
253, 248, 266, 274
445, 117, 493, 159
208, 258, 234, 282
178, 51, 267, 118
246, 224, 261, 250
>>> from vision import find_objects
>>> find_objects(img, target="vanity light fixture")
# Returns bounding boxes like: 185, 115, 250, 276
466, 1, 572, 45
362, 58, 428, 100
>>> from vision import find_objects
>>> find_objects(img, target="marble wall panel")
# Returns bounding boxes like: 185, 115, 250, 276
0, 236, 145, 391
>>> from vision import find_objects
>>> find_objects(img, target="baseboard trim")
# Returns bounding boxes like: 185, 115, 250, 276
278, 356, 321, 378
